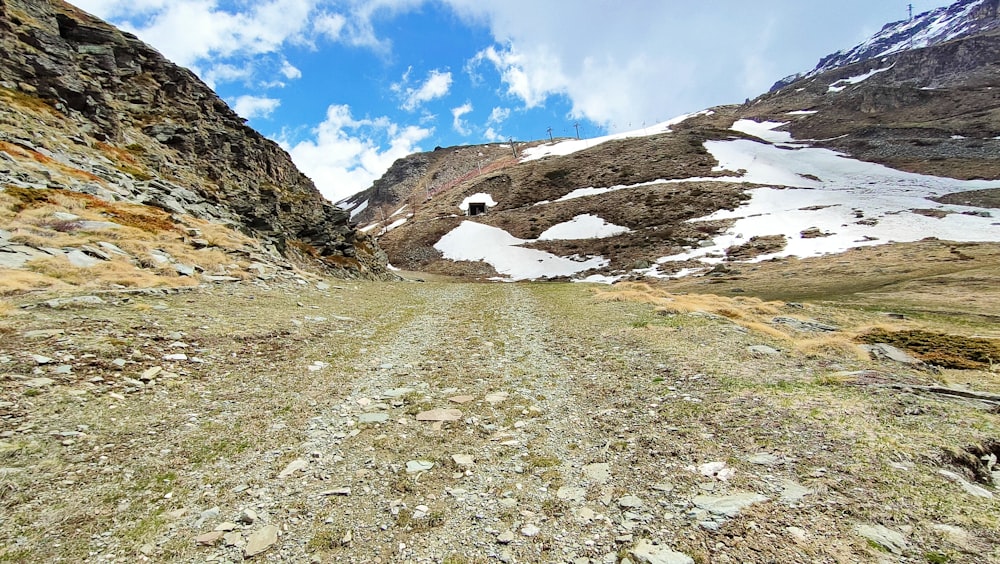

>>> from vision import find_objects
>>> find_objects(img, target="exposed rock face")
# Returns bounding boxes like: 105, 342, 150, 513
0, 0, 391, 279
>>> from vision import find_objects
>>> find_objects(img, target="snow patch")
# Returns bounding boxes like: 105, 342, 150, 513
827, 66, 893, 93
349, 199, 369, 219
458, 193, 498, 212
537, 214, 631, 241
520, 110, 713, 162
433, 221, 608, 281
731, 120, 795, 144
786, 110, 818, 115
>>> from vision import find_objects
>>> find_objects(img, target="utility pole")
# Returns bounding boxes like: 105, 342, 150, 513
908, 3, 913, 20
546, 127, 553, 142
508, 137, 518, 158
573, 122, 580, 139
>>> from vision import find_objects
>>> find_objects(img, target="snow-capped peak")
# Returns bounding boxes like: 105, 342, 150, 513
773, 0, 999, 90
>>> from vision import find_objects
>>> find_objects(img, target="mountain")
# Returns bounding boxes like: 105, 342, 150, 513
349, 0, 1000, 282
0, 0, 392, 292
772, 0, 1000, 91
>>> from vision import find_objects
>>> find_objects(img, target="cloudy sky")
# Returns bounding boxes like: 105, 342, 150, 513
72, 0, 953, 202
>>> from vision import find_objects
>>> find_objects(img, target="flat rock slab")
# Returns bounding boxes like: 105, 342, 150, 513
23, 329, 65, 339
452, 454, 475, 466
556, 486, 587, 501
24, 377, 55, 388
406, 460, 434, 473
772, 316, 838, 332
861, 343, 922, 365
630, 539, 694, 564
358, 413, 390, 424
244, 524, 279, 558
382, 387, 415, 398
448, 394, 476, 403
748, 345, 781, 356
484, 392, 509, 404
692, 492, 768, 517
415, 408, 462, 421
855, 523, 908, 554
779, 479, 813, 503
583, 462, 611, 484
277, 458, 308, 479
42, 295, 105, 308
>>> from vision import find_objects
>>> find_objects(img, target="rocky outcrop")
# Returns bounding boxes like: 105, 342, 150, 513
0, 0, 391, 279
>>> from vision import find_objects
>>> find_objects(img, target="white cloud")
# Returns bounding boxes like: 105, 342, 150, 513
279, 104, 432, 202
280, 60, 303, 80
483, 126, 504, 142
447, 0, 953, 132
232, 95, 281, 119
395, 69, 453, 111
451, 102, 473, 135
313, 12, 347, 40
487, 106, 510, 125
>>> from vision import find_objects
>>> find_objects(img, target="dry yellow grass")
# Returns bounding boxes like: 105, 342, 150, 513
0, 299, 13, 316
0, 268, 68, 295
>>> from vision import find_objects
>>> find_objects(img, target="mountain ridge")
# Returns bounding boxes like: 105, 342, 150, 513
1, 0, 393, 291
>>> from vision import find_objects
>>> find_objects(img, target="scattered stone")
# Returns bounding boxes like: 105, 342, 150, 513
223, 531, 244, 547
24, 377, 55, 388
786, 526, 808, 542
163, 353, 188, 361
497, 530, 515, 544
452, 454, 475, 466
772, 316, 837, 332
448, 394, 476, 403
747, 345, 781, 356
237, 508, 258, 525
618, 495, 644, 509
583, 462, 611, 484
244, 524, 279, 558
415, 408, 463, 422
195, 530, 224, 546
277, 458, 308, 479
692, 492, 768, 517
938, 469, 994, 498
30, 354, 54, 365
748, 453, 782, 466
51, 365, 72, 375
557, 486, 587, 502
779, 480, 813, 503
382, 387, 414, 398
484, 391, 509, 404
23, 329, 64, 339
521, 524, 540, 537
358, 413, 389, 424
855, 523, 908, 554
66, 250, 101, 268
214, 522, 238, 532
321, 487, 352, 496
630, 539, 695, 564
139, 366, 162, 381
860, 343, 922, 365
405, 460, 434, 473
173, 263, 196, 276
697, 461, 735, 481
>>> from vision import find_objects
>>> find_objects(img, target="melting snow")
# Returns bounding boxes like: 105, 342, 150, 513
434, 221, 608, 281
646, 119, 1000, 274
537, 214, 631, 240
458, 193, 498, 212
730, 120, 795, 144
786, 110, 818, 116
828, 66, 893, 93
349, 199, 369, 219
520, 110, 713, 162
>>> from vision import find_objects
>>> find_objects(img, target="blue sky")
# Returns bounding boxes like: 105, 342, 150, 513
72, 0, 953, 202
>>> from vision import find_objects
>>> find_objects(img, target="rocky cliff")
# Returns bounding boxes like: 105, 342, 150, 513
0, 0, 391, 288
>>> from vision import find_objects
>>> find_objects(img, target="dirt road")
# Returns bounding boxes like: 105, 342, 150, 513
1, 279, 998, 562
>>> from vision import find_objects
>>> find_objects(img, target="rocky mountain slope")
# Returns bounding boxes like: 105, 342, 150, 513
772, 0, 1000, 90
349, 0, 1000, 282
0, 0, 391, 293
